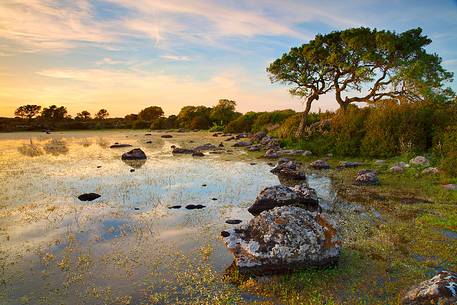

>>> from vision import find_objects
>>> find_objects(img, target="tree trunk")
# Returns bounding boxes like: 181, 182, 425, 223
294, 96, 314, 138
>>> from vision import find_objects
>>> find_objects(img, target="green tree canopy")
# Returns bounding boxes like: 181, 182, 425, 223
210, 99, 240, 125
267, 27, 454, 137
95, 109, 109, 119
177, 105, 212, 129
14, 104, 41, 119
138, 106, 164, 121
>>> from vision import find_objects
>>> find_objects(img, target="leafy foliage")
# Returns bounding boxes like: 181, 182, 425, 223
14, 105, 41, 119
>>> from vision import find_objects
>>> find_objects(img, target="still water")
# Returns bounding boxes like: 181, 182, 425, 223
0, 131, 332, 304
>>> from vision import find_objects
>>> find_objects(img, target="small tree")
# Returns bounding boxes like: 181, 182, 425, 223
210, 99, 239, 125
75, 111, 91, 120
95, 109, 109, 120
41, 105, 68, 120
138, 106, 164, 122
14, 105, 42, 119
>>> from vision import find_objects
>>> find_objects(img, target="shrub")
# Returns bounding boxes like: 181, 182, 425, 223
225, 112, 259, 133
251, 110, 295, 132
331, 107, 369, 156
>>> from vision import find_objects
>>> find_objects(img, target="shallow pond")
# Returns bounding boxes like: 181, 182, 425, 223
0, 131, 333, 304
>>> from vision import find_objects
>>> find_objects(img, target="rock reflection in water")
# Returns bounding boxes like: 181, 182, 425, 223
17, 139, 44, 157
122, 159, 147, 169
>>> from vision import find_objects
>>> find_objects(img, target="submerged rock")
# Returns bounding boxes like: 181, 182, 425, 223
78, 193, 101, 201
248, 145, 261, 152
121, 148, 147, 160
185, 204, 206, 210
222, 206, 340, 275
168, 205, 182, 209
110, 143, 132, 148
192, 151, 205, 157
354, 169, 379, 185
270, 161, 306, 180
247, 184, 319, 215
402, 271, 457, 305
339, 161, 363, 168
310, 159, 330, 170
161, 134, 173, 138
233, 141, 252, 147
193, 143, 218, 151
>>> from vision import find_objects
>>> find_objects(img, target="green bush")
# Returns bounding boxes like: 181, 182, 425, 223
274, 113, 301, 138
331, 107, 369, 156
251, 109, 295, 132
225, 112, 259, 133
209, 123, 224, 132
441, 152, 457, 177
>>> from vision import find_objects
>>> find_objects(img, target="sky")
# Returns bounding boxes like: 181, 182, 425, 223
0, 0, 456, 118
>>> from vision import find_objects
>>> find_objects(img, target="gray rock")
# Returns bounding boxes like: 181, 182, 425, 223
172, 147, 194, 154
354, 169, 379, 185
251, 131, 267, 142
233, 141, 252, 147
339, 161, 363, 168
248, 144, 261, 152
310, 159, 330, 170
302, 150, 313, 156
247, 185, 319, 215
222, 206, 340, 275
422, 167, 439, 175
110, 143, 132, 148
270, 161, 306, 180
410, 156, 430, 167
193, 143, 217, 151
375, 159, 386, 165
265, 149, 279, 159
389, 165, 405, 173
402, 271, 457, 305
121, 148, 147, 160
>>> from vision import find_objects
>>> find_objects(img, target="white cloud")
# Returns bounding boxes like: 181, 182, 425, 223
160, 55, 191, 61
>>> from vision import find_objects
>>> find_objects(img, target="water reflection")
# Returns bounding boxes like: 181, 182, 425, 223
122, 159, 147, 169
43, 138, 69, 155
17, 139, 44, 157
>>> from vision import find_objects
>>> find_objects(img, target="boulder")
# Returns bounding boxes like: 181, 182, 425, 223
78, 193, 101, 201
193, 143, 218, 151
172, 147, 194, 154
278, 149, 304, 156
233, 141, 252, 147
270, 161, 306, 180
354, 169, 379, 185
121, 148, 147, 160
247, 185, 319, 215
422, 167, 439, 175
110, 143, 132, 148
310, 160, 330, 170
410, 156, 430, 167
402, 271, 457, 305
264, 149, 279, 159
260, 135, 273, 145
251, 131, 267, 142
221, 206, 340, 275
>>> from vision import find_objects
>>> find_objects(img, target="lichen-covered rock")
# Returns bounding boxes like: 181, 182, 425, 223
278, 149, 304, 156
121, 148, 147, 160
265, 149, 279, 159
354, 169, 379, 185
270, 161, 306, 180
390, 165, 405, 173
251, 131, 267, 142
247, 185, 318, 215
248, 144, 261, 152
422, 167, 439, 175
221, 206, 340, 275
402, 271, 457, 305
339, 161, 363, 168
410, 156, 430, 166
310, 159, 330, 170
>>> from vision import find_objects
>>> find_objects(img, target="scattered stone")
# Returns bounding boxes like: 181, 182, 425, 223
202, 184, 207, 187
134, 207, 140, 210
233, 141, 252, 147
225, 136, 235, 141
247, 184, 319, 215
185, 204, 206, 210
402, 271, 457, 305
194, 143, 218, 151
145, 133, 152, 136
121, 148, 147, 160
168, 205, 182, 209
222, 206, 340, 275
250, 162, 256, 165
225, 219, 242, 225
110, 143, 132, 148
443, 184, 457, 191
278, 149, 304, 156
78, 193, 101, 201
192, 151, 205, 157
211, 198, 218, 201
171, 145, 176, 149
161, 135, 173, 138
270, 161, 306, 180
248, 145, 261, 152
422, 167, 439, 175
375, 159, 386, 165
265, 149, 279, 159
146, 141, 152, 144
212, 133, 219, 137
172, 147, 194, 154
310, 159, 330, 170
339, 161, 363, 168
354, 169, 379, 186
178, 128, 186, 132
251, 131, 267, 142
130, 169, 135, 172
235, 133, 249, 139
97, 166, 102, 168
410, 156, 430, 167
390, 165, 405, 173
219, 142, 224, 147
302, 150, 313, 156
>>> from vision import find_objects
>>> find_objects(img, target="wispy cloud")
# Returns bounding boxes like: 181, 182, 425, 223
160, 55, 191, 61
